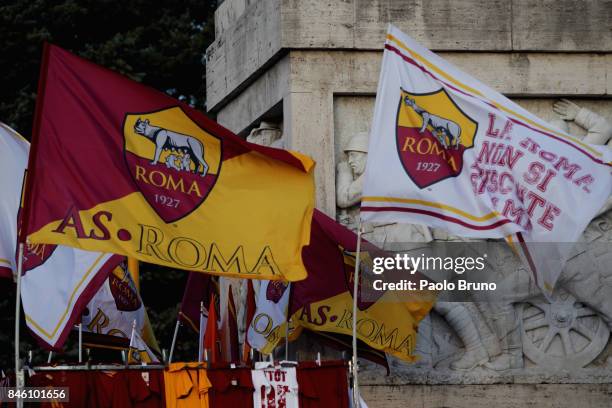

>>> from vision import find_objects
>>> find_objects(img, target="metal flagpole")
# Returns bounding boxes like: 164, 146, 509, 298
126, 319, 136, 365
351, 222, 363, 408
198, 301, 205, 362
78, 324, 83, 363
284, 284, 291, 361
128, 320, 136, 349
127, 258, 140, 292
168, 320, 180, 364
14, 243, 24, 408
284, 314, 289, 361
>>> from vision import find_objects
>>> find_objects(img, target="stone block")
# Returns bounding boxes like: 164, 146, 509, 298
361, 384, 612, 408
206, 0, 282, 110
442, 53, 609, 96
207, 0, 612, 111
289, 51, 381, 94
214, 0, 248, 38
216, 56, 290, 134
512, 0, 612, 51
284, 91, 336, 214
290, 51, 611, 97
281, 0, 354, 48
354, 0, 512, 51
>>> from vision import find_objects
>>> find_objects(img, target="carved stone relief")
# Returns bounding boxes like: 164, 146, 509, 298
333, 95, 612, 380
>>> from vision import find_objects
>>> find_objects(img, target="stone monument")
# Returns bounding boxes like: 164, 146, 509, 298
206, 1, 612, 405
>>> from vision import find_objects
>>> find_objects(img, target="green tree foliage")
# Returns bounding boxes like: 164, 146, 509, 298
0, 0, 217, 136
0, 0, 217, 369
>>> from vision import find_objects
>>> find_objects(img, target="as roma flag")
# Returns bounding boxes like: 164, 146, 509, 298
289, 210, 434, 362
22, 44, 315, 281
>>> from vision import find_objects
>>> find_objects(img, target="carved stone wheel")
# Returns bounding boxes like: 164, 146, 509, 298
520, 290, 610, 370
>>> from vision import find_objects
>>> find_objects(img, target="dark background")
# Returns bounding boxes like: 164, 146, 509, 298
0, 0, 219, 370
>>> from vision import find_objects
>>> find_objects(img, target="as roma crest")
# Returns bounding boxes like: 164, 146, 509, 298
123, 107, 222, 223
396, 88, 477, 188
23, 243, 56, 271
109, 262, 142, 312
266, 281, 289, 303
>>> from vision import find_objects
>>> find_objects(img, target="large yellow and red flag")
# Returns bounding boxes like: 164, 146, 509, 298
290, 211, 434, 362
22, 44, 315, 281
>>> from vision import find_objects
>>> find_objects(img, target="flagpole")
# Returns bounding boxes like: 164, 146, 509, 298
128, 258, 140, 292
14, 43, 50, 408
352, 222, 363, 408
14, 243, 24, 408
127, 319, 136, 365
284, 315, 289, 361
198, 301, 205, 362
284, 283, 291, 361
168, 320, 180, 364
78, 324, 83, 363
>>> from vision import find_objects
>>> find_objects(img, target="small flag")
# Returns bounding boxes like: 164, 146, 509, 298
179, 272, 215, 333
203, 294, 220, 364
81, 261, 160, 362
247, 280, 292, 354
0, 122, 28, 280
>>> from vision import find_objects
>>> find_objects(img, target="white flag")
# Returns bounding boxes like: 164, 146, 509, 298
0, 123, 28, 279
81, 261, 160, 362
0, 122, 122, 349
361, 26, 612, 294
246, 280, 291, 354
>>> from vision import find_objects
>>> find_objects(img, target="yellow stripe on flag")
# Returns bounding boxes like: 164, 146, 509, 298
362, 196, 501, 222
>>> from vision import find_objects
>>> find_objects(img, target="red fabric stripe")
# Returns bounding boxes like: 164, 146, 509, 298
20, 42, 51, 243
204, 294, 220, 364
179, 272, 213, 333
361, 205, 512, 231
0, 266, 12, 280
244, 280, 256, 353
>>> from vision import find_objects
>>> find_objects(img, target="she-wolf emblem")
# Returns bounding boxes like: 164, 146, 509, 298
134, 118, 209, 177
404, 96, 462, 150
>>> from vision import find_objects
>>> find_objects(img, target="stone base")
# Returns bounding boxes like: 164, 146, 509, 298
360, 367, 612, 385
361, 384, 612, 408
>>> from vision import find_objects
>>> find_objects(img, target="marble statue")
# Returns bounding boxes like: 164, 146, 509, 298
247, 121, 285, 148
336, 132, 431, 242
336, 131, 367, 231
553, 99, 612, 145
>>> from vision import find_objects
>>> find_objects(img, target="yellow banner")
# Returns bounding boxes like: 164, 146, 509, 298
293, 291, 431, 362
